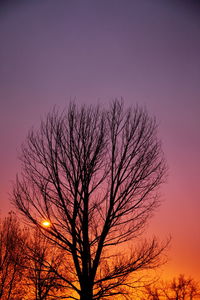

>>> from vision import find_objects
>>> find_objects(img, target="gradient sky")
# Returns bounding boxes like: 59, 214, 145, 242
0, 0, 200, 281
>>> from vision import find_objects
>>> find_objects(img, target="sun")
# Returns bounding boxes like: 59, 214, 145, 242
41, 220, 51, 228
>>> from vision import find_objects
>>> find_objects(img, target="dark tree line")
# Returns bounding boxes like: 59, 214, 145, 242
11, 100, 169, 299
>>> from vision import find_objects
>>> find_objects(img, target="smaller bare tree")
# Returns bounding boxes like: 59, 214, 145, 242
0, 212, 27, 300
143, 274, 200, 300
165, 274, 200, 300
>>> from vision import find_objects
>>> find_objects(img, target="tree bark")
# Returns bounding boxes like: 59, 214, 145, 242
80, 283, 93, 300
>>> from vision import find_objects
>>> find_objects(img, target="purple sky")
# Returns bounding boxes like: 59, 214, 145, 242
0, 0, 200, 280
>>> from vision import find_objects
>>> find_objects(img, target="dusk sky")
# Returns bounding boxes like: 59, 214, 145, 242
0, 0, 200, 281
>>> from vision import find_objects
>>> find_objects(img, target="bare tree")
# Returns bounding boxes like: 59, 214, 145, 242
143, 274, 200, 300
13, 100, 168, 300
0, 212, 27, 300
164, 274, 200, 300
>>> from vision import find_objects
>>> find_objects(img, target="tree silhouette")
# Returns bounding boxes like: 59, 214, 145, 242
165, 274, 200, 300
13, 100, 168, 300
0, 213, 27, 300
143, 274, 200, 300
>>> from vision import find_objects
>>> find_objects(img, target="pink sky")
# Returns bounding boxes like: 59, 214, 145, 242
0, 0, 200, 280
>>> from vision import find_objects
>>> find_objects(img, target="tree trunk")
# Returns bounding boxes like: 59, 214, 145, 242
80, 281, 93, 300
80, 293, 93, 300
